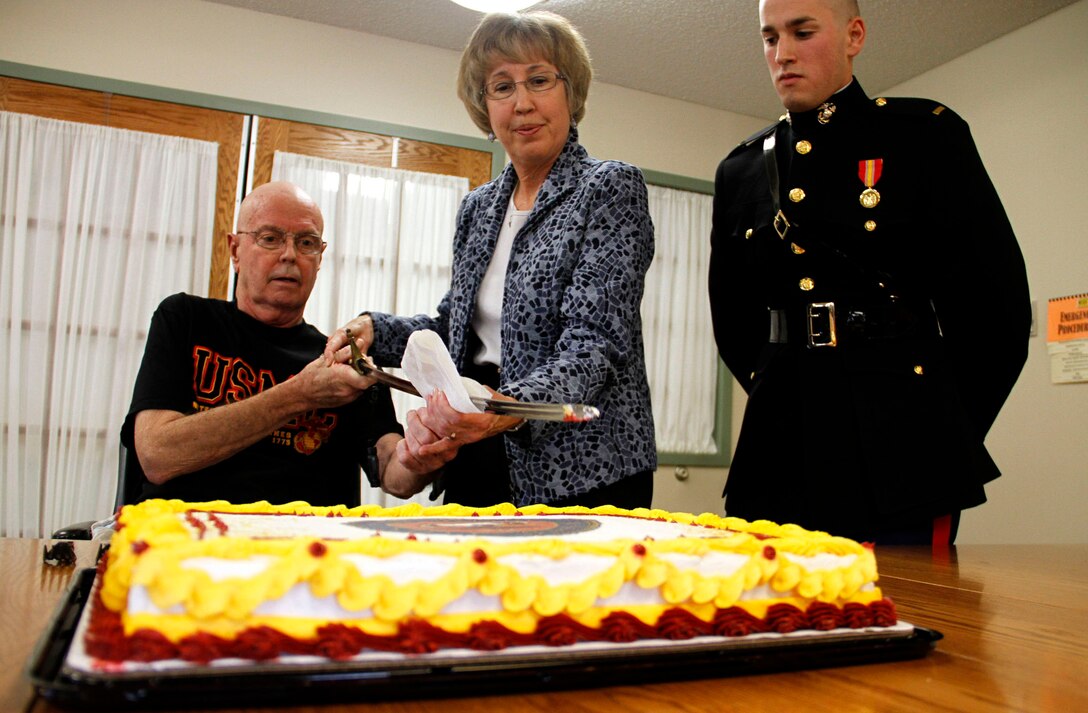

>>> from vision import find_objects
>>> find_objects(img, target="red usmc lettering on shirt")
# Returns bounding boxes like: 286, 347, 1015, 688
190, 346, 338, 455
192, 346, 276, 405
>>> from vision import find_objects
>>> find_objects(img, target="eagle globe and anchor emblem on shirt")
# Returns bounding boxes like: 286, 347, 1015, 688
291, 412, 336, 455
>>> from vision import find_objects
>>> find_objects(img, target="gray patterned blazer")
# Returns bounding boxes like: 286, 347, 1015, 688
369, 131, 657, 504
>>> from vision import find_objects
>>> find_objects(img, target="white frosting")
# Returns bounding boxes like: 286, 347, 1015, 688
656, 552, 749, 578
340, 553, 459, 585
127, 513, 869, 623
440, 592, 500, 615
254, 584, 374, 619
129, 550, 861, 620
180, 555, 276, 581
495, 553, 616, 583
128, 587, 183, 616
597, 581, 667, 607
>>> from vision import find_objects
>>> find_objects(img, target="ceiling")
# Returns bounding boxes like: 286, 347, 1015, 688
206, 0, 1078, 120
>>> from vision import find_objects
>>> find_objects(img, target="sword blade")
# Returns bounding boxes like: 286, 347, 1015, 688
345, 333, 599, 423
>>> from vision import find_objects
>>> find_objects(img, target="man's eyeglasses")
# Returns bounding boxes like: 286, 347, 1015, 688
236, 229, 325, 255
482, 72, 566, 100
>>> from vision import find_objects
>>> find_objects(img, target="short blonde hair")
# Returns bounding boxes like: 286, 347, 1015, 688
457, 11, 593, 135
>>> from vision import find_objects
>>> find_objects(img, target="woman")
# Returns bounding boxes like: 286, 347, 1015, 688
329, 11, 656, 508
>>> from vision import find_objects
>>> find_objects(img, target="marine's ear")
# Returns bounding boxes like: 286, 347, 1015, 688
845, 16, 866, 59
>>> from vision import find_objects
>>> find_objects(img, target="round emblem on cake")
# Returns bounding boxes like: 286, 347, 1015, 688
348, 517, 603, 537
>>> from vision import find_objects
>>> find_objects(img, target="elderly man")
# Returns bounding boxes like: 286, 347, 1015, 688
709, 0, 1030, 544
122, 181, 440, 505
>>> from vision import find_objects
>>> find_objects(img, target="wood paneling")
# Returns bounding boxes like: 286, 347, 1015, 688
253, 117, 491, 190
398, 136, 492, 189
1, 76, 244, 298
3, 77, 491, 297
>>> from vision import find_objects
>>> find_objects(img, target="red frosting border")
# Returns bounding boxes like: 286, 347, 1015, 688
85, 557, 897, 664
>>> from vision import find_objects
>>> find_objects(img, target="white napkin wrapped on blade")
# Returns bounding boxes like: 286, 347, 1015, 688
400, 330, 490, 413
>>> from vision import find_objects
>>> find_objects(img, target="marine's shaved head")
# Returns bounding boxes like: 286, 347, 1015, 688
834, 0, 861, 21
761, 0, 860, 23
759, 0, 866, 112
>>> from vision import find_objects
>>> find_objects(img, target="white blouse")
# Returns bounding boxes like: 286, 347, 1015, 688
471, 194, 531, 366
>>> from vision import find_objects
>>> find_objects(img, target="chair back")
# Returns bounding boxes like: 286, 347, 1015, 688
114, 444, 146, 509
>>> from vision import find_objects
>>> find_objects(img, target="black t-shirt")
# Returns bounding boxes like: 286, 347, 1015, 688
120, 293, 401, 506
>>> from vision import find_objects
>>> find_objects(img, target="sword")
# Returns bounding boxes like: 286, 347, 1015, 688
344, 330, 600, 423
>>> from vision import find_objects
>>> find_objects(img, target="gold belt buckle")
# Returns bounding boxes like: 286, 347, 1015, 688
807, 302, 837, 347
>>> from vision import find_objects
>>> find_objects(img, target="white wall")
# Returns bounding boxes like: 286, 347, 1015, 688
880, 0, 1088, 543
0, 0, 765, 179
3, 0, 1085, 542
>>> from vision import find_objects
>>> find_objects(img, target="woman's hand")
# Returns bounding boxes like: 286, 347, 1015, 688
411, 389, 524, 446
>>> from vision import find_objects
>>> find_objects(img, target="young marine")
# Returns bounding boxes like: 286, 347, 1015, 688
709, 0, 1030, 544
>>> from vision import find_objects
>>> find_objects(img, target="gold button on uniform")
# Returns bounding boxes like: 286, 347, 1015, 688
791, 243, 805, 254
799, 277, 815, 291
789, 188, 806, 203
875, 97, 888, 107
745, 228, 753, 239
795, 140, 812, 155
913, 365, 925, 375
864, 220, 877, 232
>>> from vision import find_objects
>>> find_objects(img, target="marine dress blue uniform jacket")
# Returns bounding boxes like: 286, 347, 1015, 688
369, 131, 657, 505
709, 80, 1029, 537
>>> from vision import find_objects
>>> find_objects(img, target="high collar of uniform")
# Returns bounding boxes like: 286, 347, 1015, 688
785, 78, 868, 134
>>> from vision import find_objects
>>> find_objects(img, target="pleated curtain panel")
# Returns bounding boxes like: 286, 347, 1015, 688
0, 110, 217, 537
644, 184, 718, 457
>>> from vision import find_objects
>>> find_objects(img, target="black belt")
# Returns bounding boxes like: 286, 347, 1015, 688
769, 299, 941, 347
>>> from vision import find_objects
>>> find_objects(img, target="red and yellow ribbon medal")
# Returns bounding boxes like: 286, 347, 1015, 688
858, 158, 883, 208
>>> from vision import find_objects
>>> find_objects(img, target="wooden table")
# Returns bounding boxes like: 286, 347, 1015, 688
4, 539, 1085, 712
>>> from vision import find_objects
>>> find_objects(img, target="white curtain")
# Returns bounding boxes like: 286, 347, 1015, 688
0, 111, 218, 537
272, 151, 466, 506
643, 184, 718, 455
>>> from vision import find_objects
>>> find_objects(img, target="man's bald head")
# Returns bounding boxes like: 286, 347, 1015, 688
237, 181, 323, 235
230, 181, 325, 327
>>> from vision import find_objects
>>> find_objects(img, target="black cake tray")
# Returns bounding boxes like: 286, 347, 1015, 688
28, 567, 942, 710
